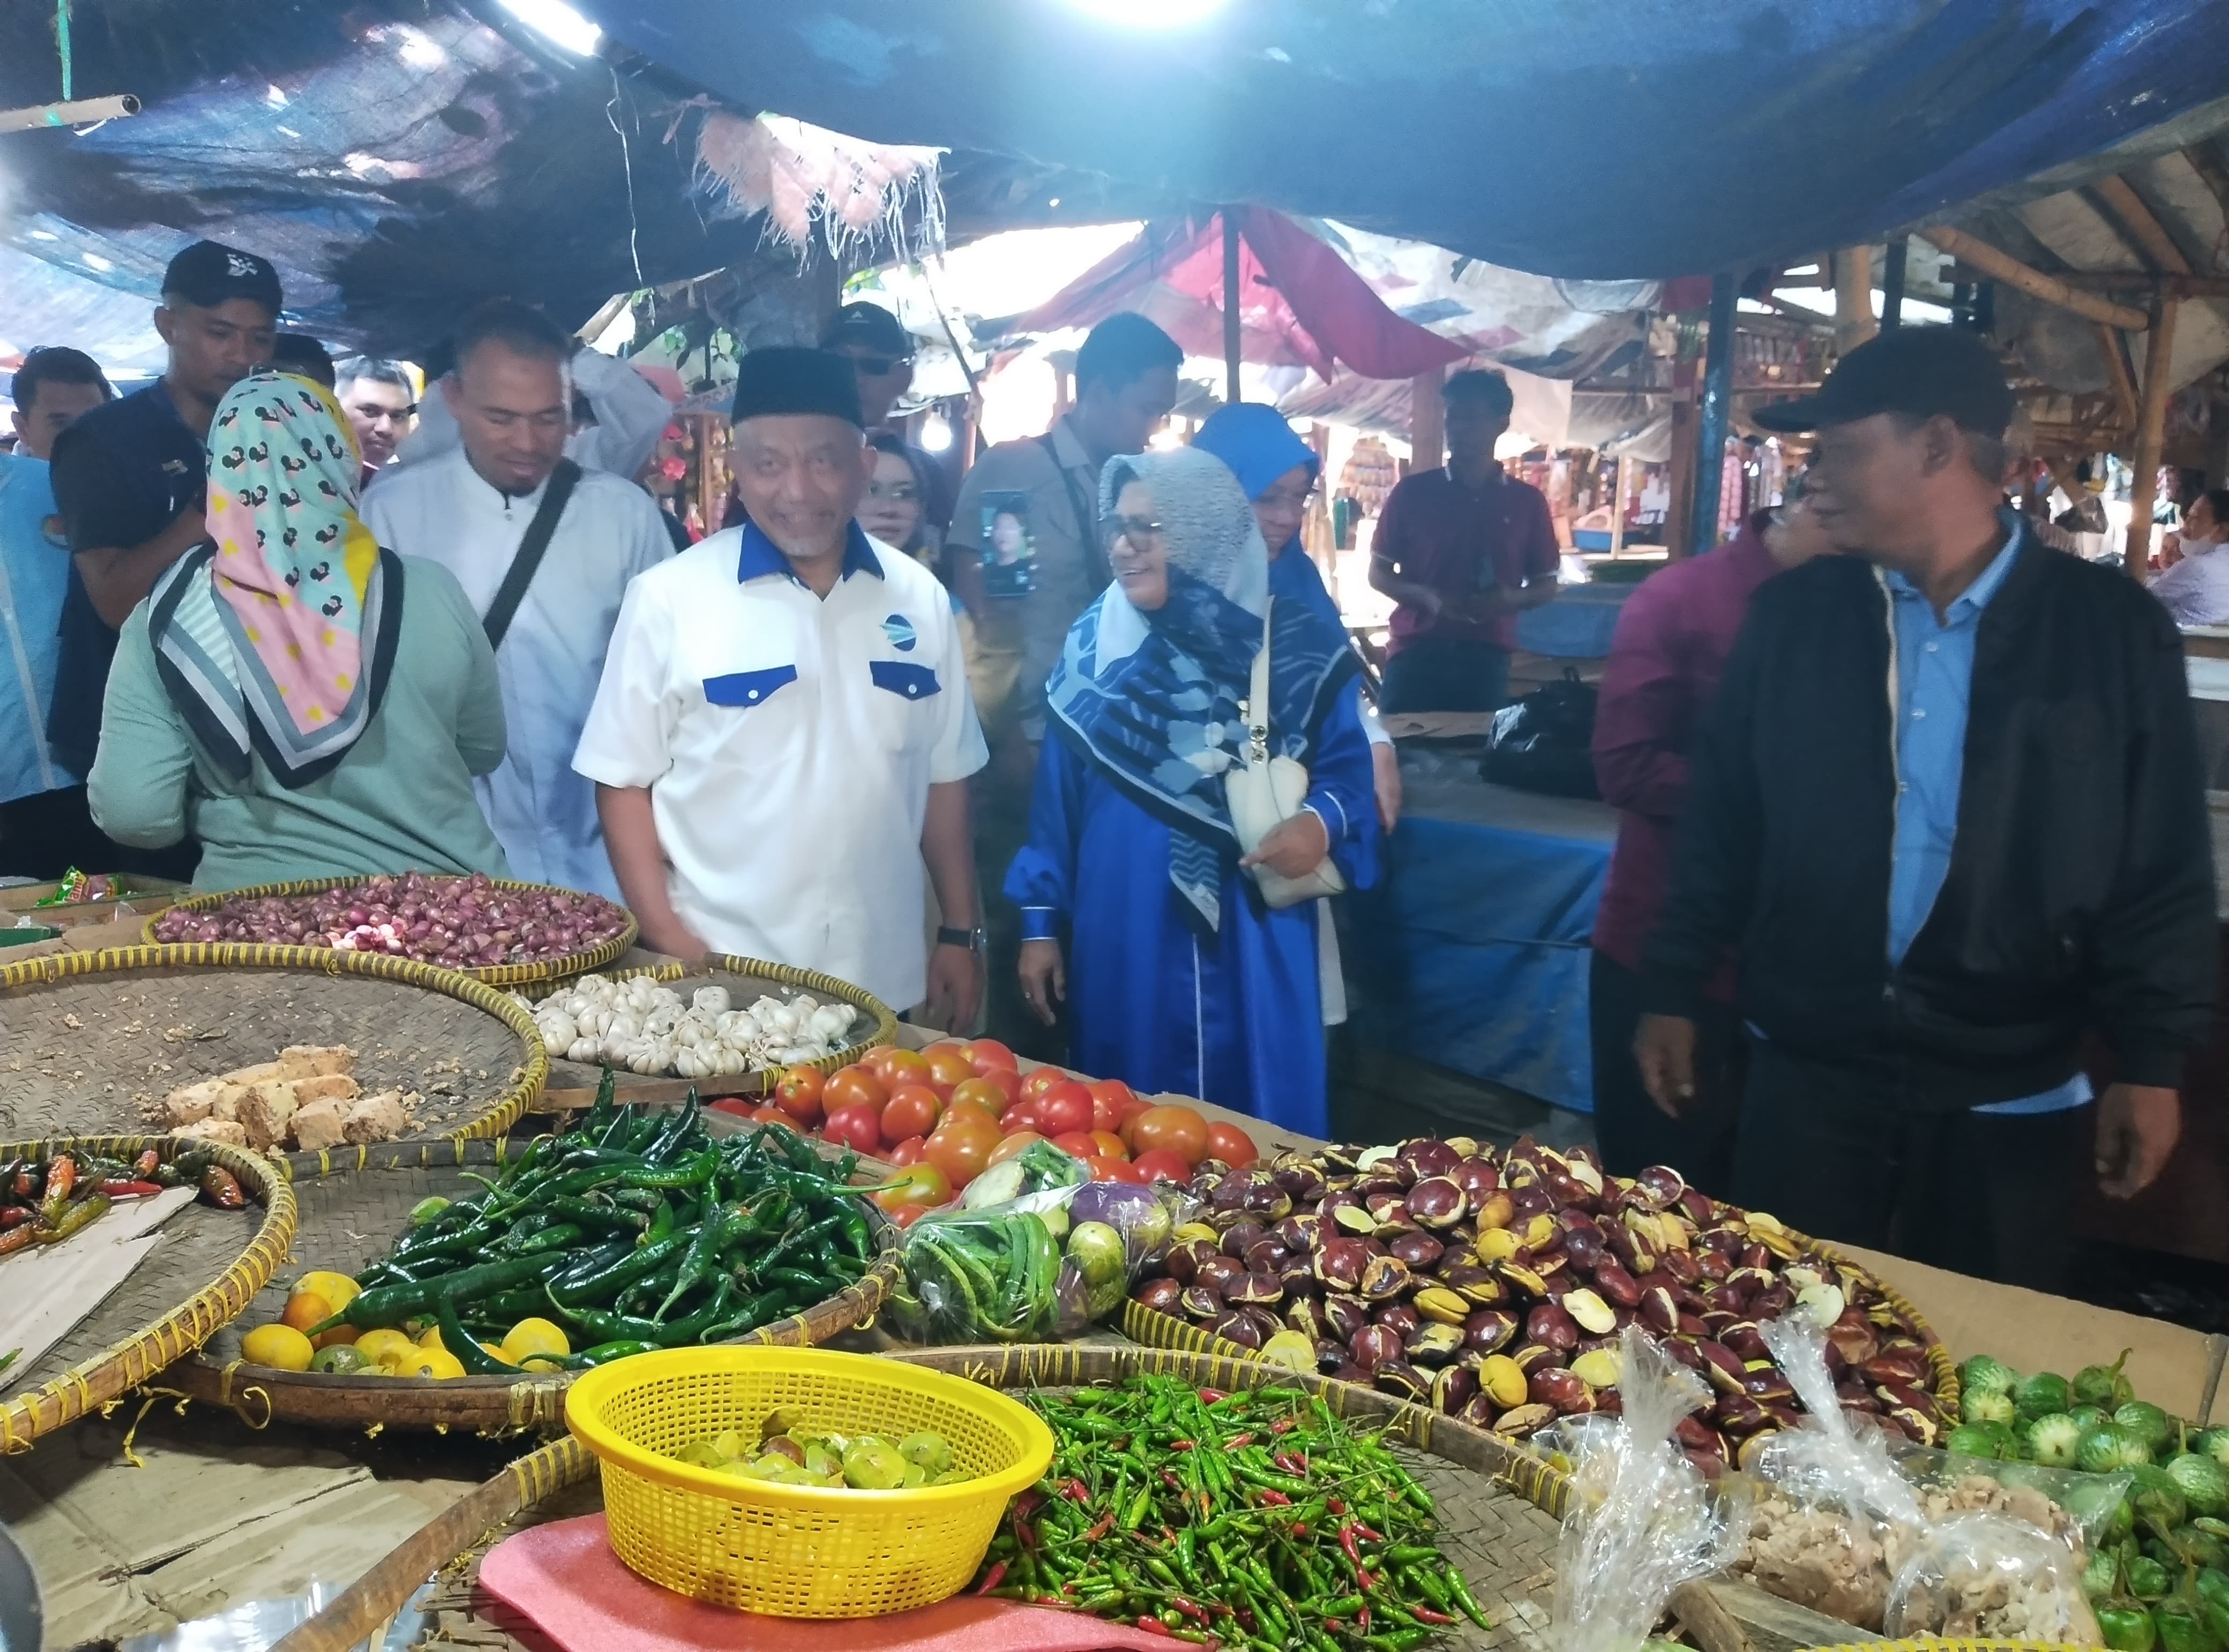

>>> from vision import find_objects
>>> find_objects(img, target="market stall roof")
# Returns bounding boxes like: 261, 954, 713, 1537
571, 0, 2229, 279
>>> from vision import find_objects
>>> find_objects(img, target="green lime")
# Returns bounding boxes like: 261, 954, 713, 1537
311, 1343, 370, 1375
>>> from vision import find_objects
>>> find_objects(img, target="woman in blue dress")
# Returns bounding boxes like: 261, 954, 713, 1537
1005, 446, 1378, 1137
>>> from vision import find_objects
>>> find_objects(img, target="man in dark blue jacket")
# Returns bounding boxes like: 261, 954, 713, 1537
1634, 326, 2212, 1287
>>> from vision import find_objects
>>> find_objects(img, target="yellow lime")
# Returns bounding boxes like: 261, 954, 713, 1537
354, 1328, 415, 1370
500, 1318, 571, 1365
292, 1270, 360, 1311
241, 1323, 315, 1372
398, 1347, 466, 1380
417, 1323, 448, 1351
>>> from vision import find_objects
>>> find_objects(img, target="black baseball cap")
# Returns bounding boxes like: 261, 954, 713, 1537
161, 239, 282, 315
819, 302, 913, 361
730, 347, 864, 428
1751, 324, 2013, 438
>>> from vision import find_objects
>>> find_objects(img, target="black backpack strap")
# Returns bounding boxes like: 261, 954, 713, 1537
1037, 432, 1111, 589
482, 458, 582, 650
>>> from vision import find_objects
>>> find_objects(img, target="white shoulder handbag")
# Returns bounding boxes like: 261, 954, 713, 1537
1224, 599, 1347, 909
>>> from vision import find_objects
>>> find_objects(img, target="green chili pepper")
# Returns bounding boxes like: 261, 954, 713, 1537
313, 1252, 562, 1333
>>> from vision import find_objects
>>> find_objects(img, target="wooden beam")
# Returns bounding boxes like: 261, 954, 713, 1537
1918, 227, 2149, 330
2095, 322, 2140, 429
1834, 245, 1876, 353
2092, 175, 2193, 274
2054, 271, 2229, 298
2125, 292, 2181, 576
2181, 144, 2229, 231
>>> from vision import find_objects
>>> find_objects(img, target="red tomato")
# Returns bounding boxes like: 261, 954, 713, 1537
772, 1064, 826, 1125
996, 1105, 1039, 1136
1131, 1104, 1210, 1167
887, 1135, 927, 1166
1020, 1066, 1068, 1105
1086, 1154, 1146, 1184
1050, 1130, 1098, 1159
880, 1083, 944, 1145
922, 1046, 977, 1093
886, 1201, 931, 1229
961, 1038, 1019, 1072
873, 1161, 952, 1212
947, 1077, 1008, 1124
974, 1067, 1023, 1107
1086, 1078, 1137, 1133
874, 1048, 932, 1089
707, 1098, 757, 1119
923, 1122, 994, 1189
822, 1101, 884, 1155
750, 1104, 797, 1131
1088, 1129, 1129, 1161
1036, 1080, 1094, 1138
1205, 1121, 1259, 1169
987, 1130, 1044, 1166
1130, 1147, 1194, 1184
823, 1064, 887, 1114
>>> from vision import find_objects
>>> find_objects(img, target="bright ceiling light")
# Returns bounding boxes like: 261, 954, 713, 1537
919, 412, 953, 453
495, 0, 601, 54
1066, 0, 1225, 25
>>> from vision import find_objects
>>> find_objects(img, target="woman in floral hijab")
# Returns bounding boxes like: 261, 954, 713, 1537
88, 372, 511, 885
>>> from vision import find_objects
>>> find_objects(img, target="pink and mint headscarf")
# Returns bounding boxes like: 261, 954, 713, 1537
149, 371, 400, 789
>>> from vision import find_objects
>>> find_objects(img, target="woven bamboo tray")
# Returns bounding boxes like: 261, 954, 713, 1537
163, 1137, 901, 1434
269, 1340, 1571, 1652
1118, 1226, 1962, 1420
0, 1133, 291, 1450
145, 875, 637, 988
528, 955, 897, 1108
0, 945, 545, 1146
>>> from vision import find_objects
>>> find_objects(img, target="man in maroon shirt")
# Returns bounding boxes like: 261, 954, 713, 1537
1588, 502, 1830, 1183
1369, 370, 1560, 712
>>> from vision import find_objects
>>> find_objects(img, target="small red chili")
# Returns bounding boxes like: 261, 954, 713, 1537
974, 1560, 1006, 1595
1255, 1489, 1292, 1506
1412, 1606, 1457, 1625
1167, 1438, 1194, 1451
1196, 1388, 1226, 1403
1224, 1432, 1252, 1450
95, 1179, 163, 1198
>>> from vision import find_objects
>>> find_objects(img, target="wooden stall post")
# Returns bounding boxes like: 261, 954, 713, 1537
1410, 365, 1445, 473
1835, 246, 1878, 353
2126, 290, 2182, 576
1608, 450, 1629, 555
1686, 272, 1738, 557
1881, 240, 1908, 329
1667, 399, 1699, 559
1221, 208, 1244, 406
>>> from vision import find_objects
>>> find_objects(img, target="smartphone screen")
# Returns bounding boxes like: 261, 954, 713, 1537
978, 491, 1038, 598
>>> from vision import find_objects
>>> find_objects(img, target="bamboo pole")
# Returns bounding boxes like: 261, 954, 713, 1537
1221, 209, 1243, 405
2184, 145, 2229, 230
1918, 226, 2148, 331
2092, 176, 2193, 274
2125, 292, 2181, 576
2095, 323, 2139, 431
1834, 246, 1877, 353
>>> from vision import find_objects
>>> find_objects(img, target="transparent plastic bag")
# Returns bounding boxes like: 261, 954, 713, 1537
1886, 1440, 2132, 1552
1885, 1511, 2104, 1643
1551, 1326, 1751, 1652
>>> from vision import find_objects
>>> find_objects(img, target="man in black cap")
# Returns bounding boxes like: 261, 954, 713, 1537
574, 347, 988, 1028
820, 300, 954, 532
44, 238, 281, 876
1633, 325, 2213, 1287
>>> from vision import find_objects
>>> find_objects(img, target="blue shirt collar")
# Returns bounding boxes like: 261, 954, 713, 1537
735, 518, 884, 587
1883, 509, 2025, 621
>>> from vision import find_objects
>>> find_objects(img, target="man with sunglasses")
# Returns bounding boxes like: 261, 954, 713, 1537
821, 303, 953, 534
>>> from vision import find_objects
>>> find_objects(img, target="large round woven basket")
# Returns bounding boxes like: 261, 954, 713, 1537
527, 955, 897, 1106
0, 1133, 291, 1450
145, 875, 636, 988
0, 945, 545, 1145
265, 1340, 1574, 1652
164, 1137, 902, 1434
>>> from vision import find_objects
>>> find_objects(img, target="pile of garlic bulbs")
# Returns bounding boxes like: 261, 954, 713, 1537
513, 974, 858, 1078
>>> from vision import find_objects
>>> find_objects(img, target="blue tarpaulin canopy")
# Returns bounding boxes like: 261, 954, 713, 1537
575, 0, 2229, 279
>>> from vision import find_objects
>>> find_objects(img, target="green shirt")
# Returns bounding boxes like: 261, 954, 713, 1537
89, 555, 510, 889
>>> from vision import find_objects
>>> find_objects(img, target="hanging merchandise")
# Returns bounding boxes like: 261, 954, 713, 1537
1338, 435, 1398, 516
692, 110, 943, 262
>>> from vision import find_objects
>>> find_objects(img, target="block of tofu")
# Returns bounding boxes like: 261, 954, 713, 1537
176, 1116, 248, 1147
341, 1089, 408, 1145
289, 1097, 349, 1152
276, 1045, 355, 1079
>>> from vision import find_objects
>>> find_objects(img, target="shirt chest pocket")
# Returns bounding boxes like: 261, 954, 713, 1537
704, 664, 797, 708
868, 660, 940, 701
862, 659, 940, 753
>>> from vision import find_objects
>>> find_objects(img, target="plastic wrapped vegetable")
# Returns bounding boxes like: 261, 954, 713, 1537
886, 1209, 1083, 1344
1886, 1512, 2102, 1643
956, 1138, 1089, 1219
1550, 1326, 1750, 1652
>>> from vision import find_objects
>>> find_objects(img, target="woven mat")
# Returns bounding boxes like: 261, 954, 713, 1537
386, 1439, 1562, 1652
0, 966, 526, 1141
2, 1194, 265, 1402
194, 1155, 487, 1369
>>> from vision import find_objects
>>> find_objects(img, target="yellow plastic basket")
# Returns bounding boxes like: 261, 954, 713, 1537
564, 1346, 1054, 1618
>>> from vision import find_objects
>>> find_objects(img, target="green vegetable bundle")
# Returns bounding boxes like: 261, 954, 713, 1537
308, 1074, 880, 1371
978, 1375, 1490, 1650
889, 1208, 1078, 1343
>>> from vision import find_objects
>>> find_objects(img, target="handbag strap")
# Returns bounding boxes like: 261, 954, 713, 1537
1243, 599, 1274, 765
482, 458, 582, 650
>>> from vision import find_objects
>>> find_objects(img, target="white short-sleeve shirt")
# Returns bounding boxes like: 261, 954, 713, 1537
573, 522, 986, 1012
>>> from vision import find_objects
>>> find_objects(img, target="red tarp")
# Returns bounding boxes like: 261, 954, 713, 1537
1012, 208, 1466, 383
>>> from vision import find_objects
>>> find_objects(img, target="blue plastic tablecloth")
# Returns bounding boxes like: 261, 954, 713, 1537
1347, 756, 1614, 1112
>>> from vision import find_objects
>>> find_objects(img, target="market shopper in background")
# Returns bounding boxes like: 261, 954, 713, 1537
88, 372, 506, 885
0, 348, 113, 878
271, 333, 336, 388
824, 301, 953, 534
2147, 488, 2229, 628
1368, 370, 1559, 714
49, 239, 281, 880
1635, 326, 2215, 1289
1006, 447, 1378, 1137
1588, 500, 1830, 1189
948, 311, 1183, 1053
363, 298, 670, 899
334, 357, 416, 485
578, 348, 987, 1028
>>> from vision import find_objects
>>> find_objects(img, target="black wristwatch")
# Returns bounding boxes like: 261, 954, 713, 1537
936, 925, 987, 952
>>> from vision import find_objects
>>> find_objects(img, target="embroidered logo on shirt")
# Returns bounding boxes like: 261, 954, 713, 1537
881, 613, 917, 652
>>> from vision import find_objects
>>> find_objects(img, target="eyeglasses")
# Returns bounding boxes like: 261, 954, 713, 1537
1101, 513, 1164, 547
842, 354, 908, 377
866, 481, 919, 502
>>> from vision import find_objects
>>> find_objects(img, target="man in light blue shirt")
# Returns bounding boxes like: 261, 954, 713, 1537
1, 347, 113, 878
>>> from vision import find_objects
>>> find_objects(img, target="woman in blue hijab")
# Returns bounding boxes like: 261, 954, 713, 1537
1192, 404, 1401, 835
1004, 447, 1379, 1135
